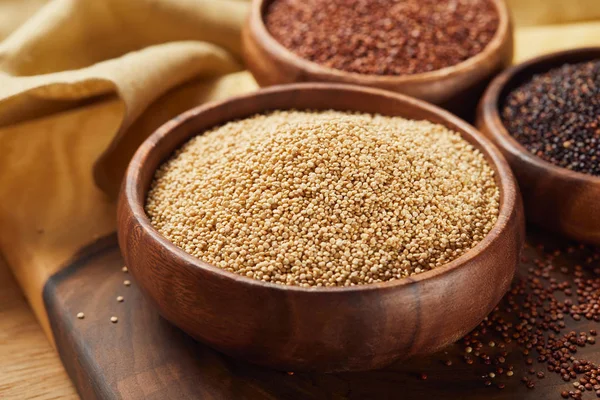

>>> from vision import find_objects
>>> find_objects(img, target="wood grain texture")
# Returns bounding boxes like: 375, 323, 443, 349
0, 257, 77, 400
241, 0, 514, 116
44, 230, 600, 399
118, 84, 524, 372
477, 47, 600, 245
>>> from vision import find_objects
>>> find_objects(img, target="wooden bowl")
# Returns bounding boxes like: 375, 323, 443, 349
241, 0, 513, 116
118, 83, 524, 372
477, 47, 600, 245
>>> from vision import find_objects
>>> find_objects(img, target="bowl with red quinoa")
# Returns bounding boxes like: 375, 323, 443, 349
242, 0, 513, 115
477, 47, 600, 245
118, 83, 524, 372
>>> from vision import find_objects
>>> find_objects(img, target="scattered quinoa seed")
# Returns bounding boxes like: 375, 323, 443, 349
124, 280, 131, 287
117, 296, 124, 302
458, 237, 600, 397
77, 312, 84, 319
146, 110, 500, 287
122, 266, 128, 273
110, 316, 118, 323
526, 381, 535, 389
537, 371, 544, 379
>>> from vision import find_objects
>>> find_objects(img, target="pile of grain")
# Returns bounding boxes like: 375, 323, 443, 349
501, 60, 600, 176
265, 0, 499, 75
146, 110, 499, 287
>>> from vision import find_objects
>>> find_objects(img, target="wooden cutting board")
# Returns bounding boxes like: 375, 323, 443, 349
43, 229, 600, 400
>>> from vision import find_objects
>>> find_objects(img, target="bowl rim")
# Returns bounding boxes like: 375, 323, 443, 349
479, 46, 600, 185
248, 0, 511, 84
123, 83, 518, 294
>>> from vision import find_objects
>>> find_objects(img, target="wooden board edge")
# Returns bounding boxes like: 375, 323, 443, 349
43, 233, 120, 400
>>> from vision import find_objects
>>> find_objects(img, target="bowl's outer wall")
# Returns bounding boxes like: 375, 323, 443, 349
118, 85, 525, 372
477, 48, 600, 245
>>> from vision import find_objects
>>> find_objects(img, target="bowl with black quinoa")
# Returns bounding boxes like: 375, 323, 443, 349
477, 47, 600, 244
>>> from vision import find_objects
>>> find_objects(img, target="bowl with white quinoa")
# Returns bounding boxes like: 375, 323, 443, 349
118, 83, 524, 372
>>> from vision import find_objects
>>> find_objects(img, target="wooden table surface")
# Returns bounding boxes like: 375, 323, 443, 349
0, 258, 77, 399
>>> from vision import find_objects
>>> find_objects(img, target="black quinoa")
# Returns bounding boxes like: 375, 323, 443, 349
501, 60, 600, 176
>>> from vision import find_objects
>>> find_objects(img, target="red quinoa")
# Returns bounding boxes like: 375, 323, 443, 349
265, 0, 499, 76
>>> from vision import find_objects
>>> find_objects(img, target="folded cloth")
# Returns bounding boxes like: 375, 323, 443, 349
0, 0, 258, 341
0, 0, 598, 344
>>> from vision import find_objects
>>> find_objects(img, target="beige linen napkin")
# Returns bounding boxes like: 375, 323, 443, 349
0, 0, 598, 344
0, 0, 258, 341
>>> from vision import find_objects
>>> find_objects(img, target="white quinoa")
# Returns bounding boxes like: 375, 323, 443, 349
146, 110, 500, 287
